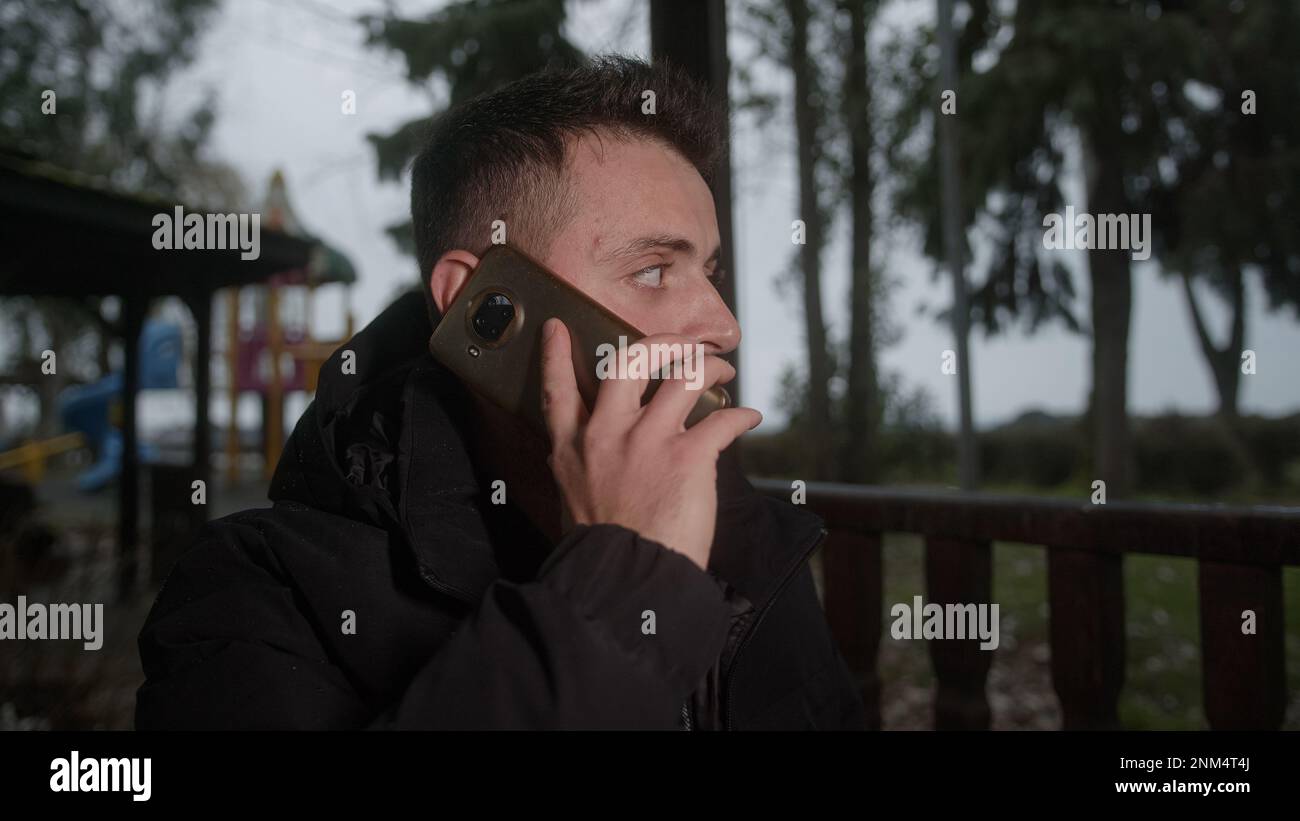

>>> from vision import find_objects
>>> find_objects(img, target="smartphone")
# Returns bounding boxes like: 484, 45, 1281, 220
427, 244, 730, 434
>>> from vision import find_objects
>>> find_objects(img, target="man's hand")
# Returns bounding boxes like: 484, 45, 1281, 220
540, 317, 760, 571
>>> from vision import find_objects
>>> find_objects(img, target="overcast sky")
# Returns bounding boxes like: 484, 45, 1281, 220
170, 0, 1300, 433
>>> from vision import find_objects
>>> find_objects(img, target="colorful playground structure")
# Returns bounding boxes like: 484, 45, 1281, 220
61, 321, 182, 491
0, 169, 355, 489
0, 321, 181, 490
224, 170, 355, 481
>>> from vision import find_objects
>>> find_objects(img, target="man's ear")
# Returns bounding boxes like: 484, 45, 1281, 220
429, 249, 481, 315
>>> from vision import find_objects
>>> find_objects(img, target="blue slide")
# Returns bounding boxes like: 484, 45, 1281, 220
58, 321, 182, 492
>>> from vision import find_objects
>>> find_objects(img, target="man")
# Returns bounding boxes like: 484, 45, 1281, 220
136, 56, 865, 730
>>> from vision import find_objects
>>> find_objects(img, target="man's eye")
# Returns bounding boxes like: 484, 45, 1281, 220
632, 265, 663, 287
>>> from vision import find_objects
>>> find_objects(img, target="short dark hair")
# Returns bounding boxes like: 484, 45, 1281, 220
409, 55, 724, 317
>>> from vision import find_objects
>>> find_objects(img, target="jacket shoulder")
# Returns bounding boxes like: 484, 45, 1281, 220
138, 501, 465, 728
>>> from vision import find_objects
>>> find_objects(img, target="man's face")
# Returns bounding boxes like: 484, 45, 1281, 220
538, 133, 739, 356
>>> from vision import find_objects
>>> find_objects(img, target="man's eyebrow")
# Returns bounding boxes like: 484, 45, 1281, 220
600, 234, 721, 266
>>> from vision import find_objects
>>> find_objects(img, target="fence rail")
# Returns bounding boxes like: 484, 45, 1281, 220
752, 479, 1300, 730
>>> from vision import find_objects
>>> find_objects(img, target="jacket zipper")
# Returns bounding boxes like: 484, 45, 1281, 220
722, 525, 828, 730
680, 701, 693, 731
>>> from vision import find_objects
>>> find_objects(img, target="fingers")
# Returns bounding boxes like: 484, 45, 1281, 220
591, 333, 699, 419
540, 318, 587, 446
682, 406, 762, 455
558, 328, 758, 459
641, 354, 735, 432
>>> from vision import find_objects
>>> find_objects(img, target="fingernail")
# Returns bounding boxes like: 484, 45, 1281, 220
543, 318, 558, 340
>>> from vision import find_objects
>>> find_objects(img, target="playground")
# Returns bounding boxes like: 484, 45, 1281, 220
0, 156, 356, 728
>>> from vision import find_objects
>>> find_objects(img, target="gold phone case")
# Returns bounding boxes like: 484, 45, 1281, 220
428, 244, 729, 434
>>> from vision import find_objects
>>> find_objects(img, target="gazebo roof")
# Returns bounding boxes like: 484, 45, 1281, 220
0, 152, 316, 298
262, 169, 358, 287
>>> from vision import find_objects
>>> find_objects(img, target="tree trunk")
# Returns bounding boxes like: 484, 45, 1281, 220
937, 0, 978, 490
1180, 266, 1244, 420
842, 0, 879, 483
1082, 135, 1133, 499
786, 0, 834, 479
36, 301, 67, 441
1179, 265, 1257, 485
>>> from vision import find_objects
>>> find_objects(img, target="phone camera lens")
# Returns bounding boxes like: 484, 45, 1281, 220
471, 293, 515, 342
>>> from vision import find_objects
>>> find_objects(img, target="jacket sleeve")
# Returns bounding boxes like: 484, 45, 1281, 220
136, 521, 733, 730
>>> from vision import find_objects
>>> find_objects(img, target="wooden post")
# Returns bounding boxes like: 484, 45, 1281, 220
345, 284, 354, 338
117, 295, 146, 600
650, 0, 737, 405
265, 284, 283, 480
822, 527, 883, 729
225, 288, 240, 484
306, 282, 316, 344
650, 0, 743, 478
1048, 548, 1126, 729
924, 536, 993, 729
187, 289, 212, 502
1199, 561, 1284, 729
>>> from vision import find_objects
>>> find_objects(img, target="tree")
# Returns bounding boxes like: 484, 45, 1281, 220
1150, 1, 1300, 425
0, 0, 227, 437
0, 0, 224, 195
934, 0, 977, 489
781, 0, 836, 479
361, 0, 585, 256
840, 0, 883, 484
738, 0, 891, 483
884, 0, 1076, 489
888, 1, 1231, 498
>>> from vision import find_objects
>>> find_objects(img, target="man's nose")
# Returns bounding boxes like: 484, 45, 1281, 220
677, 278, 741, 356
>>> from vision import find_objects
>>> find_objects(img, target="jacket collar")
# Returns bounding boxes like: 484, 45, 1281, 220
396, 356, 504, 604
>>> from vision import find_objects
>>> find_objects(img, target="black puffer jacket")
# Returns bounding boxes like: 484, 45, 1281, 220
136, 292, 865, 730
